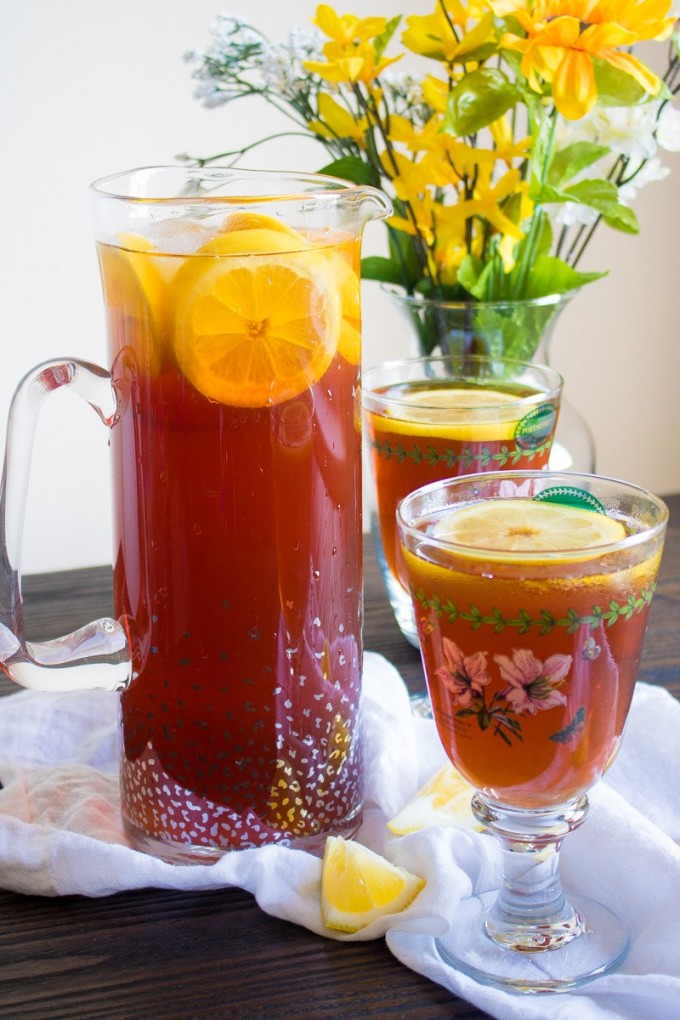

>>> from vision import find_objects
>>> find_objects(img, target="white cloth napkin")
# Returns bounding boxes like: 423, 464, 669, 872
0, 651, 679, 1020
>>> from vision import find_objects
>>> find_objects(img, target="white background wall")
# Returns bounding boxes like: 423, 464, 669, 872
2, 0, 679, 574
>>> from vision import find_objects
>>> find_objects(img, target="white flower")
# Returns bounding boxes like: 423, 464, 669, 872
554, 113, 597, 147
257, 28, 324, 94
288, 26, 324, 63
657, 104, 680, 152
548, 201, 599, 228
209, 14, 262, 50
583, 106, 659, 160
618, 157, 671, 204
257, 43, 294, 92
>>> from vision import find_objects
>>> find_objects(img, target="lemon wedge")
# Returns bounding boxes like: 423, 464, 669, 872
387, 762, 479, 834
320, 836, 425, 933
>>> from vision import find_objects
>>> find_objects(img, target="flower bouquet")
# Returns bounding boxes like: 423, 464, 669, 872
184, 1, 680, 357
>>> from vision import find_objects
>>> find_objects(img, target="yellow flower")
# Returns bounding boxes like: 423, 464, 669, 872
445, 168, 527, 239
386, 150, 436, 203
432, 203, 488, 285
403, 1, 496, 63
388, 112, 496, 179
308, 93, 368, 145
493, 0, 675, 119
421, 75, 451, 113
313, 3, 387, 45
304, 4, 402, 83
489, 116, 533, 166
305, 40, 401, 83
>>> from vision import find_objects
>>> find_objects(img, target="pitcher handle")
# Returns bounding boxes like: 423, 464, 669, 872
0, 359, 131, 692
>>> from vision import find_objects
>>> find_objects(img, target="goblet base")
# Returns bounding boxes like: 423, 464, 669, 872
435, 893, 628, 994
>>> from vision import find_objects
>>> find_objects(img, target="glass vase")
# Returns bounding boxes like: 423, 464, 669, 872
384, 288, 595, 474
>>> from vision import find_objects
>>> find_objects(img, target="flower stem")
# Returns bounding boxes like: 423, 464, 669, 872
510, 109, 557, 298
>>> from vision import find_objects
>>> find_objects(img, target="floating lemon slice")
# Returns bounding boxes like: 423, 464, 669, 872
321, 836, 425, 933
171, 245, 341, 407
387, 762, 479, 834
432, 499, 627, 558
370, 385, 531, 441
401, 386, 521, 409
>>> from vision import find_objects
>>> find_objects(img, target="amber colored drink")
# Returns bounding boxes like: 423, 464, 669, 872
401, 499, 663, 809
97, 227, 363, 856
364, 376, 560, 588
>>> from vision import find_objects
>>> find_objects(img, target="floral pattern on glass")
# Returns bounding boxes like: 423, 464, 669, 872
433, 636, 576, 747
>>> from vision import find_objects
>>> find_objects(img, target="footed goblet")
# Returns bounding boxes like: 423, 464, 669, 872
397, 470, 667, 992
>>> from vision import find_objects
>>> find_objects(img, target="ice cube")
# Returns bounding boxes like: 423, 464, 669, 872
151, 217, 212, 254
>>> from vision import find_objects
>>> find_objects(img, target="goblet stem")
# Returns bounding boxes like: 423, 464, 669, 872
473, 793, 589, 952
434, 790, 629, 991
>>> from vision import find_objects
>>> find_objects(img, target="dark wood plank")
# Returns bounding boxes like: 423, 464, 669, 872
0, 886, 483, 1020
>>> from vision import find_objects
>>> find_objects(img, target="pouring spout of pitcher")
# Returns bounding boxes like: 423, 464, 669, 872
357, 186, 393, 227
341, 185, 393, 234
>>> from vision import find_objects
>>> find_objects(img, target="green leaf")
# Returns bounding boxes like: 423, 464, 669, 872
524, 256, 607, 298
600, 202, 639, 233
360, 256, 404, 285
443, 68, 521, 136
594, 60, 650, 107
513, 211, 553, 260
454, 41, 498, 64
530, 180, 570, 204
387, 223, 422, 289
564, 180, 639, 233
317, 156, 379, 188
563, 178, 618, 208
532, 176, 639, 234
374, 15, 401, 61
456, 254, 485, 297
548, 142, 610, 186
528, 100, 557, 184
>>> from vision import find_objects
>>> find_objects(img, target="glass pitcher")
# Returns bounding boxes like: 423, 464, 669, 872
0, 166, 390, 862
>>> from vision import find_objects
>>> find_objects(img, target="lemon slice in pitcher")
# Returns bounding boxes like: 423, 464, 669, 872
320, 837, 425, 933
171, 248, 341, 407
97, 232, 167, 375
432, 499, 627, 555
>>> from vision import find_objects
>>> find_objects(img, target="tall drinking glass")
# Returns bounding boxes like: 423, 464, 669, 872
397, 471, 666, 992
363, 356, 563, 653
0, 167, 390, 862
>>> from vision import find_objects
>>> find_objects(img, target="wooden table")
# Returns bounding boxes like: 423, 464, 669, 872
0, 494, 678, 1020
